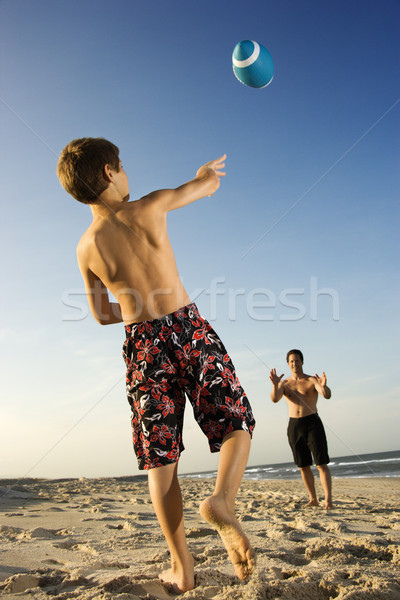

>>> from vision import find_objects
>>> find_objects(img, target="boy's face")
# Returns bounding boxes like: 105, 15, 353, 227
111, 160, 130, 202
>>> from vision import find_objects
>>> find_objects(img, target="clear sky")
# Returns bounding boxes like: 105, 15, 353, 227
1, 0, 399, 479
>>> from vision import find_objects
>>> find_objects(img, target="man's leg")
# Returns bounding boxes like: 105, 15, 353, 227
300, 466, 319, 506
316, 464, 333, 509
199, 430, 255, 580
147, 462, 194, 593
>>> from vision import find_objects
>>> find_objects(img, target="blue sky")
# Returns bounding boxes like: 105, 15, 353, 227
1, 0, 399, 479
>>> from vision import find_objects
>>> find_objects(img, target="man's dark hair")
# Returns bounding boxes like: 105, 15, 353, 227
286, 349, 304, 363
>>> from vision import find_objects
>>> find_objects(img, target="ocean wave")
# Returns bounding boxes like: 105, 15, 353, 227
337, 457, 400, 467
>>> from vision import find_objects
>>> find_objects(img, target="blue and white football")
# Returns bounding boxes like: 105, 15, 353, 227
232, 40, 274, 89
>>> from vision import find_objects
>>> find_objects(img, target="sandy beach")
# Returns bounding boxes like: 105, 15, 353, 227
0, 476, 399, 599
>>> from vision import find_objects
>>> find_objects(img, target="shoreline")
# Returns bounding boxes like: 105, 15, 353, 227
1, 477, 399, 599
2, 472, 399, 485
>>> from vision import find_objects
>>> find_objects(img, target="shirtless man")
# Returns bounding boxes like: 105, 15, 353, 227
57, 137, 255, 592
269, 349, 332, 509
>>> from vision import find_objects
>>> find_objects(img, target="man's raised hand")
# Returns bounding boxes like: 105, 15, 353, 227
269, 368, 284, 386
315, 372, 327, 388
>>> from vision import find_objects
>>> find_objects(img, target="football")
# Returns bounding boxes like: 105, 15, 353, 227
232, 40, 274, 88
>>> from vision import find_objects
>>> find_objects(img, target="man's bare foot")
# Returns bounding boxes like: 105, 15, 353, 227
306, 499, 319, 507
324, 501, 333, 510
199, 495, 255, 581
158, 554, 194, 593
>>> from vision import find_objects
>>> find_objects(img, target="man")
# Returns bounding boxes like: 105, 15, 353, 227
270, 349, 332, 509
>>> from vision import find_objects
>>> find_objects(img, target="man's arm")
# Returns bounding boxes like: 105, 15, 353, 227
144, 155, 226, 212
269, 369, 286, 403
77, 250, 123, 325
314, 372, 331, 399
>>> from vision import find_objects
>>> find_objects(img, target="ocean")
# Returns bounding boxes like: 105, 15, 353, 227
184, 449, 400, 480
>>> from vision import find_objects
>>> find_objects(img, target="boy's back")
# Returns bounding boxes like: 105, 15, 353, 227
62, 141, 226, 326
77, 196, 190, 324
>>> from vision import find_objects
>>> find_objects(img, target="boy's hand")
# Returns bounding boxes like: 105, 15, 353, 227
196, 154, 226, 196
147, 155, 227, 211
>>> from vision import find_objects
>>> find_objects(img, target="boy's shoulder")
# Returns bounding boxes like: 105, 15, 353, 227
78, 223, 95, 244
77, 224, 96, 262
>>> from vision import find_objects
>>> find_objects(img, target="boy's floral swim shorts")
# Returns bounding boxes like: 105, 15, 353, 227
122, 303, 255, 470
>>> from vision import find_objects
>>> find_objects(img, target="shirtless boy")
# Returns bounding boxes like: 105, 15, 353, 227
269, 349, 332, 509
57, 137, 256, 592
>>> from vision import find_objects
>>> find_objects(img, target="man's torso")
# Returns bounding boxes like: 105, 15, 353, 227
283, 375, 318, 418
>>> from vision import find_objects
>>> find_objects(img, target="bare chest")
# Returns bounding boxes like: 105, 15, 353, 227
284, 379, 317, 403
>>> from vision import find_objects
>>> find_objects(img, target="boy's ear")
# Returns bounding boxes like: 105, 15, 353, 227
103, 164, 113, 182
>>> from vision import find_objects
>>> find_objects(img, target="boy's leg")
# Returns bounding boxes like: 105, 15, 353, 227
299, 466, 319, 506
147, 462, 194, 593
316, 464, 333, 509
199, 430, 255, 580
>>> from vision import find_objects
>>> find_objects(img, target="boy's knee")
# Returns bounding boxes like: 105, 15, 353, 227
222, 429, 251, 444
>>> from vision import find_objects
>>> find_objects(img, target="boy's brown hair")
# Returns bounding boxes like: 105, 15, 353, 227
57, 137, 120, 204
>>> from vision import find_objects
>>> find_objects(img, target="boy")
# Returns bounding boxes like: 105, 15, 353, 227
57, 137, 256, 592
269, 349, 332, 509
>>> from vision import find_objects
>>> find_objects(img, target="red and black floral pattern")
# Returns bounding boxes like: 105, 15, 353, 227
122, 303, 255, 470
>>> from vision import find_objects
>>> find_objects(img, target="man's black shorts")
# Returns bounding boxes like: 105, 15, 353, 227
287, 413, 329, 468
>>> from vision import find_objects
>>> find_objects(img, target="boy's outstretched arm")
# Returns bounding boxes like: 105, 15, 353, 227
145, 155, 226, 212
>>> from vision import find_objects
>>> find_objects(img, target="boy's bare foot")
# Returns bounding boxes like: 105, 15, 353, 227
324, 501, 333, 510
199, 495, 255, 581
306, 499, 319, 507
158, 554, 195, 593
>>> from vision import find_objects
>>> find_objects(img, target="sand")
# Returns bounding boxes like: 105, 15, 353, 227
0, 476, 399, 599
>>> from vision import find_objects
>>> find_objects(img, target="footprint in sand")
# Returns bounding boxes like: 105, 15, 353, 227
2, 574, 42, 594
42, 558, 64, 566
102, 574, 173, 599
0, 525, 24, 541
186, 527, 216, 538
29, 527, 59, 539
